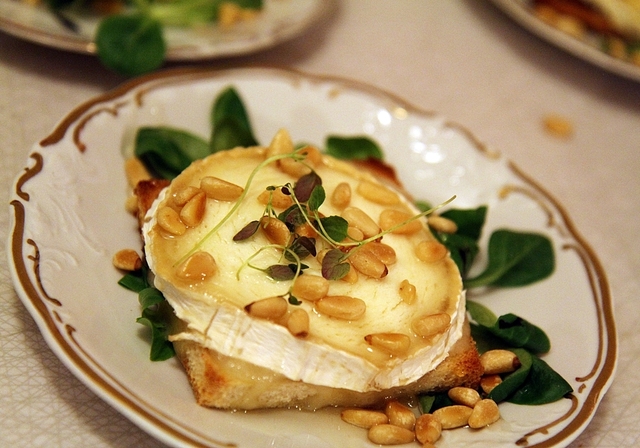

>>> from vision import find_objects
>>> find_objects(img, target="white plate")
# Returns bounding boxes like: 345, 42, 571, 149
489, 0, 640, 82
8, 66, 617, 447
0, 0, 329, 60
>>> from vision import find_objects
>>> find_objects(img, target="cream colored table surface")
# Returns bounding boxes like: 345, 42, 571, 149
1, 1, 639, 447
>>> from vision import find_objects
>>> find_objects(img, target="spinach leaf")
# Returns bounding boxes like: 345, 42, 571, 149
325, 136, 384, 160
508, 356, 573, 405
441, 206, 487, 241
95, 14, 166, 77
137, 306, 176, 361
433, 206, 486, 276
464, 229, 555, 288
210, 87, 259, 152
135, 126, 210, 179
488, 348, 533, 403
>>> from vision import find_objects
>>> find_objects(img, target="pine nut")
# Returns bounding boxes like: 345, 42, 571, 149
384, 401, 416, 430
260, 217, 291, 247
480, 349, 521, 375
245, 296, 288, 320
173, 186, 202, 207
257, 187, 293, 209
349, 249, 388, 279
415, 240, 447, 263
345, 226, 364, 242
200, 176, 244, 202
112, 249, 142, 271
299, 145, 323, 167
415, 414, 442, 444
480, 374, 503, 394
379, 209, 422, 235
124, 157, 151, 188
432, 405, 473, 429
341, 207, 380, 238
357, 180, 399, 205
125, 194, 138, 214
157, 206, 186, 235
341, 261, 359, 284
365, 333, 411, 356
291, 274, 329, 302
427, 215, 458, 234
361, 242, 396, 265
367, 424, 415, 445
176, 251, 217, 281
295, 222, 317, 238
315, 296, 366, 320
448, 387, 481, 408
180, 191, 207, 227
412, 313, 451, 337
398, 279, 417, 304
468, 399, 500, 429
287, 309, 309, 338
331, 182, 352, 209
279, 155, 312, 178
341, 409, 388, 429
266, 128, 294, 159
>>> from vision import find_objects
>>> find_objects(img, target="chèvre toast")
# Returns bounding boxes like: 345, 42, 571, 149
140, 129, 483, 410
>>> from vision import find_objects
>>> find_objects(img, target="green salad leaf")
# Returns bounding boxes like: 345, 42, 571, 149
325, 136, 384, 160
210, 87, 259, 152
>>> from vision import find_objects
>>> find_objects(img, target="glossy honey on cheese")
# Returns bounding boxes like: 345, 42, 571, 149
143, 129, 464, 393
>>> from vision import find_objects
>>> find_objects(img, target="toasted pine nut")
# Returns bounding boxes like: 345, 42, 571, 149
245, 296, 288, 320
398, 279, 417, 304
448, 387, 481, 408
266, 128, 294, 159
415, 414, 442, 444
368, 424, 415, 445
480, 349, 521, 375
315, 295, 366, 320
345, 226, 364, 242
365, 333, 411, 356
218, 2, 242, 27
295, 222, 317, 238
258, 187, 294, 209
173, 186, 202, 207
112, 249, 142, 271
299, 145, 323, 166
361, 242, 396, 265
384, 401, 416, 430
180, 191, 207, 227
349, 249, 388, 279
432, 405, 473, 429
480, 374, 503, 394
412, 313, 451, 337
341, 207, 380, 238
200, 176, 244, 202
379, 209, 422, 235
543, 114, 574, 139
291, 274, 329, 302
341, 261, 359, 284
176, 251, 217, 281
341, 409, 388, 429
157, 206, 186, 235
260, 217, 291, 246
415, 240, 447, 263
124, 157, 151, 188
468, 399, 500, 429
357, 180, 400, 205
331, 182, 352, 209
125, 194, 138, 214
279, 155, 312, 178
427, 215, 458, 234
287, 309, 309, 338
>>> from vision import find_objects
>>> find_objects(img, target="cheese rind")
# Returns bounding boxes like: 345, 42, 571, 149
143, 143, 464, 393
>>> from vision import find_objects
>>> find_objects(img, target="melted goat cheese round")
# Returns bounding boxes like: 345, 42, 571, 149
143, 141, 464, 393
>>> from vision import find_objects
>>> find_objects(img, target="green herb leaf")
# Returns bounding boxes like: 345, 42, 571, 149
441, 206, 487, 241
434, 206, 487, 276
265, 264, 296, 281
491, 313, 551, 354
488, 348, 533, 403
288, 294, 302, 305
285, 236, 316, 261
118, 266, 149, 293
278, 205, 307, 229
321, 249, 350, 280
210, 87, 258, 152
294, 171, 322, 203
95, 14, 166, 77
466, 299, 498, 328
318, 215, 349, 242
307, 185, 326, 212
325, 136, 384, 160
464, 229, 555, 288
135, 126, 210, 180
138, 287, 166, 310
508, 355, 573, 405
233, 220, 260, 241
136, 307, 175, 361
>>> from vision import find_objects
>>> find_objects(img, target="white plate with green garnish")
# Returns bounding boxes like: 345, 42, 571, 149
8, 66, 616, 447
0, 0, 330, 75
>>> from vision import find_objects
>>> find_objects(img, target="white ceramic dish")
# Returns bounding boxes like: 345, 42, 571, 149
8, 66, 617, 447
0, 0, 329, 60
489, 0, 640, 82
